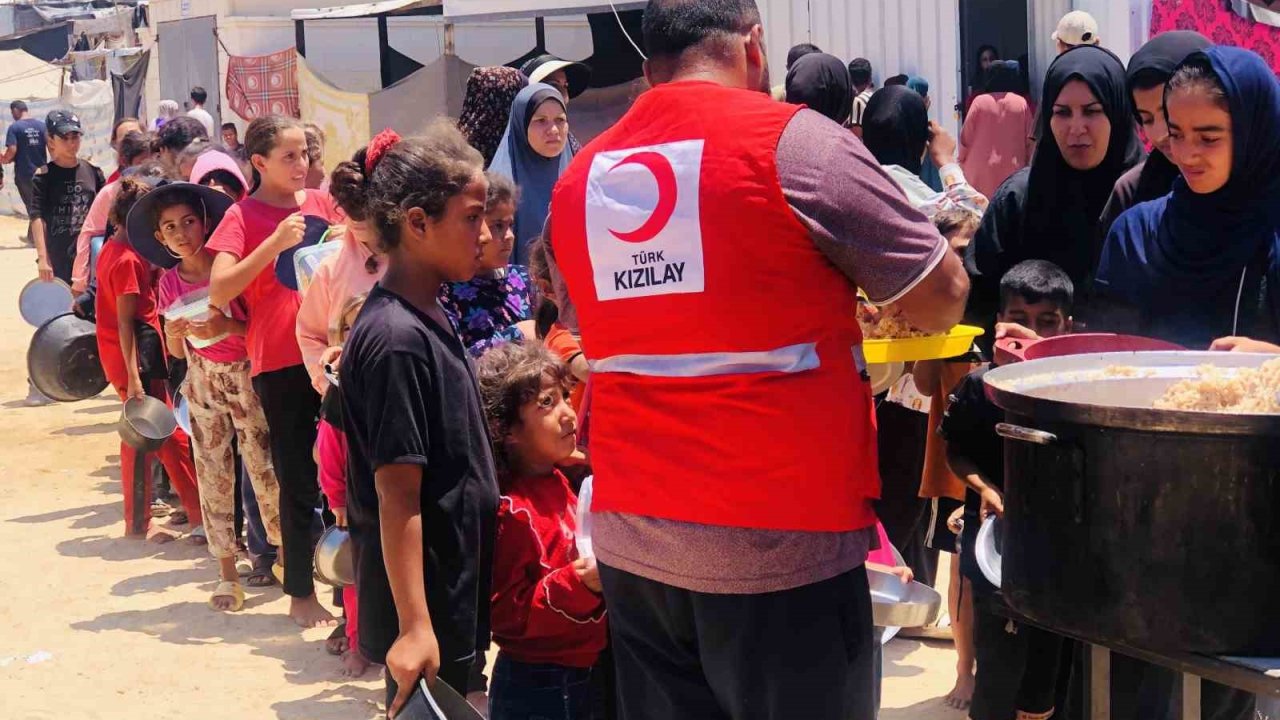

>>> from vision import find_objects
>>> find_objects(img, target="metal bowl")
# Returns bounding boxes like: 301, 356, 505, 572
19, 277, 73, 327
869, 567, 943, 628
314, 525, 354, 587
975, 515, 1003, 588
118, 396, 177, 452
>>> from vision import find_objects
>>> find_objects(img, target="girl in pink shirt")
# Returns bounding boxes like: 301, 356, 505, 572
207, 115, 343, 628
128, 181, 284, 612
315, 292, 370, 677
296, 147, 385, 395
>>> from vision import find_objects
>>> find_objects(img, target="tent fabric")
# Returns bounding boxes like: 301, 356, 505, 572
292, 0, 440, 20
298, 54, 371, 170
0, 49, 66, 101
112, 48, 149, 123
0, 22, 72, 63
368, 53, 473, 139
443, 0, 644, 20
225, 47, 300, 120
0, 77, 116, 218
1232, 0, 1280, 29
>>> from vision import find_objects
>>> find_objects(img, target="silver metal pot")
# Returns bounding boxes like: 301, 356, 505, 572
869, 567, 942, 628
118, 396, 177, 452
984, 351, 1280, 654
314, 525, 354, 587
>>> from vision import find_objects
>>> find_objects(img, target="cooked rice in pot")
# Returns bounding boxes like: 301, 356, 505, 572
1154, 358, 1280, 413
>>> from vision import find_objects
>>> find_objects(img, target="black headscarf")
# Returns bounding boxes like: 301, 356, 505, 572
1097, 47, 1280, 347
982, 60, 1023, 94
862, 85, 930, 174
785, 53, 853, 126
966, 45, 1144, 323
1124, 31, 1211, 205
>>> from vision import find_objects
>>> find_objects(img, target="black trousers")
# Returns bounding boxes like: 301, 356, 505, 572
970, 590, 1064, 720
16, 174, 33, 240
253, 364, 321, 598
599, 563, 876, 720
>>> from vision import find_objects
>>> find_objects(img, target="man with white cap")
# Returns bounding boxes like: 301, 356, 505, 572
1054, 10, 1101, 55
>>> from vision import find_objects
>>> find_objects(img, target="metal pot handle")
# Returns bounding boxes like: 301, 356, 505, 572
996, 423, 1058, 445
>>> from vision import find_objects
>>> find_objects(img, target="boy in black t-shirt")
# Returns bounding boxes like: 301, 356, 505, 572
31, 111, 104, 285
941, 259, 1073, 720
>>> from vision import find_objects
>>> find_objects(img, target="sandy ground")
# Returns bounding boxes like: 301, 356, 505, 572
0, 212, 965, 719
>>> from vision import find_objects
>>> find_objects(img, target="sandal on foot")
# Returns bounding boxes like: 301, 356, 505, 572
325, 624, 348, 656
244, 556, 277, 588
150, 500, 172, 518
188, 525, 208, 546
209, 580, 245, 612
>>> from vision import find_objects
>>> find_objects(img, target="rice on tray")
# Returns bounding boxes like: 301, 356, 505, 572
858, 304, 931, 340
1154, 358, 1280, 413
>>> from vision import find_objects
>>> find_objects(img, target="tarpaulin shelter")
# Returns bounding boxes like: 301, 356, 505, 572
298, 51, 473, 170
441, 0, 644, 20
0, 50, 116, 218
293, 0, 443, 90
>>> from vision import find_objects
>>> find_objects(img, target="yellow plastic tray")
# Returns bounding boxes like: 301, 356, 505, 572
862, 325, 984, 364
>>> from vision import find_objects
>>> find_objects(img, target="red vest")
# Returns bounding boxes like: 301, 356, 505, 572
550, 81, 879, 533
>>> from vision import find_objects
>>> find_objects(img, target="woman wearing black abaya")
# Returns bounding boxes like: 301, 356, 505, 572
965, 45, 1144, 327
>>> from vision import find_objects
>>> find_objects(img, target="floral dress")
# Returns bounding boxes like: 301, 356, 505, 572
439, 265, 536, 357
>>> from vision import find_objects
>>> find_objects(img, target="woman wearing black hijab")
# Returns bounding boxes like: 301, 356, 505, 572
1098, 31, 1211, 235
784, 52, 853, 125
965, 44, 1144, 324
863, 85, 988, 217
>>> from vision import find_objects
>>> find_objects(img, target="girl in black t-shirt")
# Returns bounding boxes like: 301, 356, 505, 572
332, 122, 500, 718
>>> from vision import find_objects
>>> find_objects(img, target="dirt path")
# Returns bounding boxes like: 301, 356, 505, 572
0, 213, 962, 719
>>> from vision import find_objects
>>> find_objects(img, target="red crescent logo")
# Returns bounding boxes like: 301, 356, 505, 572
606, 151, 678, 243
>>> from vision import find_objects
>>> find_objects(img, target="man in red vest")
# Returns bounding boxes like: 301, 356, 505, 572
550, 1, 969, 717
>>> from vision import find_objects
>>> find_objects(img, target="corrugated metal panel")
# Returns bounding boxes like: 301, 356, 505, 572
763, 0, 962, 136
1027, 0, 1144, 103
1028, 0, 1071, 101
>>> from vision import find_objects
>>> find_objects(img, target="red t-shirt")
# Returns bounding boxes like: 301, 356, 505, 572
95, 237, 160, 386
205, 189, 341, 376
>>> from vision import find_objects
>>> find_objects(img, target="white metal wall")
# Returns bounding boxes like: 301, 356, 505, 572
760, 0, 962, 137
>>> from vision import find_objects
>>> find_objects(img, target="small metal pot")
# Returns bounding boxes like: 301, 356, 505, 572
314, 525, 354, 587
118, 396, 177, 452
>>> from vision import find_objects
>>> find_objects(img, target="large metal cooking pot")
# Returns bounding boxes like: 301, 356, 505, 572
27, 313, 109, 402
984, 351, 1280, 655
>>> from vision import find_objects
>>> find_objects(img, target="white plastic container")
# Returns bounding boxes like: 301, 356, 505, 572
163, 288, 227, 349
293, 241, 342, 295
575, 475, 594, 559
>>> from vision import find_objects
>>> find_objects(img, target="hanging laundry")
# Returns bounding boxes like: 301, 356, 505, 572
225, 47, 299, 120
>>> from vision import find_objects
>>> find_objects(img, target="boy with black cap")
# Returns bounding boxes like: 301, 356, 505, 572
31, 110, 104, 285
